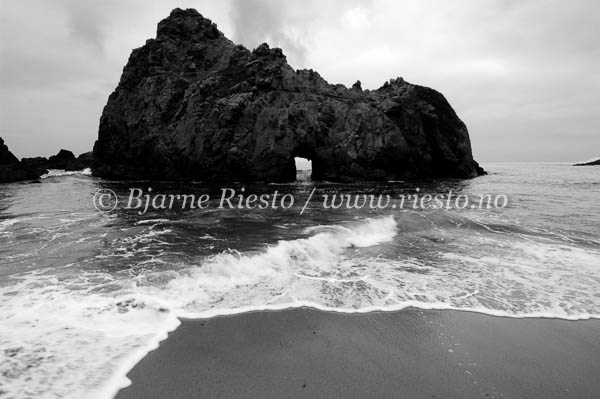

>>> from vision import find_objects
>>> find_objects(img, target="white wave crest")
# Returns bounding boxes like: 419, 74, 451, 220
0, 216, 397, 399
40, 168, 92, 179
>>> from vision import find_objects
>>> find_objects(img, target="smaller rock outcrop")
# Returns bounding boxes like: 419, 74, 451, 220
1, 138, 96, 184
21, 150, 96, 173
20, 156, 49, 172
47, 149, 76, 169
574, 158, 600, 166
65, 151, 96, 171
0, 138, 46, 183
0, 138, 19, 165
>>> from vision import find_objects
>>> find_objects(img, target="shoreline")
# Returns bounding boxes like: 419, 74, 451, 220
116, 307, 600, 399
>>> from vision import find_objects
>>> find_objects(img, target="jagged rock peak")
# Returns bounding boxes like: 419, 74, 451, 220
156, 8, 221, 41
0, 137, 19, 165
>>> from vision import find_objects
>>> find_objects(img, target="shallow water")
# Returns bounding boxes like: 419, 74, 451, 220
0, 163, 599, 398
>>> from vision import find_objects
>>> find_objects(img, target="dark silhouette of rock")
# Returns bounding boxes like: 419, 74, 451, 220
47, 149, 75, 169
94, 8, 484, 182
65, 151, 96, 171
574, 158, 600, 166
0, 137, 46, 183
20, 156, 49, 171
0, 138, 19, 166
21, 150, 94, 173
1, 138, 94, 184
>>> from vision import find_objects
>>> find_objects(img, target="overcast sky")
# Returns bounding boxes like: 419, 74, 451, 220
0, 0, 598, 162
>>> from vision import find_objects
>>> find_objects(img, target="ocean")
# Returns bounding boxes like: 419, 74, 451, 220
1, 163, 599, 398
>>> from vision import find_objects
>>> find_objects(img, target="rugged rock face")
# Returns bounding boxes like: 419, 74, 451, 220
94, 8, 484, 182
0, 137, 46, 183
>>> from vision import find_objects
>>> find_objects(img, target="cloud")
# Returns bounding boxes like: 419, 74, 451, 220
229, 0, 309, 67
341, 7, 371, 30
63, 0, 107, 52
228, 0, 372, 68
301, 0, 600, 161
0, 0, 232, 158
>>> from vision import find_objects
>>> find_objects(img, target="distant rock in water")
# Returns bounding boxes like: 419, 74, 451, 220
574, 158, 600, 166
0, 137, 46, 183
47, 149, 75, 169
0, 141, 95, 184
93, 8, 485, 182
65, 151, 95, 171
21, 150, 95, 173
0, 138, 19, 165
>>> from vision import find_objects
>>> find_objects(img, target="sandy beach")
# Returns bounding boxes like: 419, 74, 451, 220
116, 308, 600, 399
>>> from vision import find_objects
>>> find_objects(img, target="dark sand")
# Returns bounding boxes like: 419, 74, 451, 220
116, 308, 600, 399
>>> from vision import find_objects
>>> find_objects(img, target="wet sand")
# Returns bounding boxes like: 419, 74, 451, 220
116, 308, 600, 399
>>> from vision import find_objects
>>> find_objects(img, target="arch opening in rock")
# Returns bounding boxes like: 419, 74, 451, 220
294, 157, 312, 181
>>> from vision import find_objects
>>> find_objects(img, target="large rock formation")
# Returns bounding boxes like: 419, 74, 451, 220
94, 8, 484, 182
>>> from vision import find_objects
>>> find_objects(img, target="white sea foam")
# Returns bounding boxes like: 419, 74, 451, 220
134, 219, 170, 225
0, 217, 398, 399
1, 215, 600, 399
40, 168, 92, 179
0, 218, 20, 230
0, 271, 180, 399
